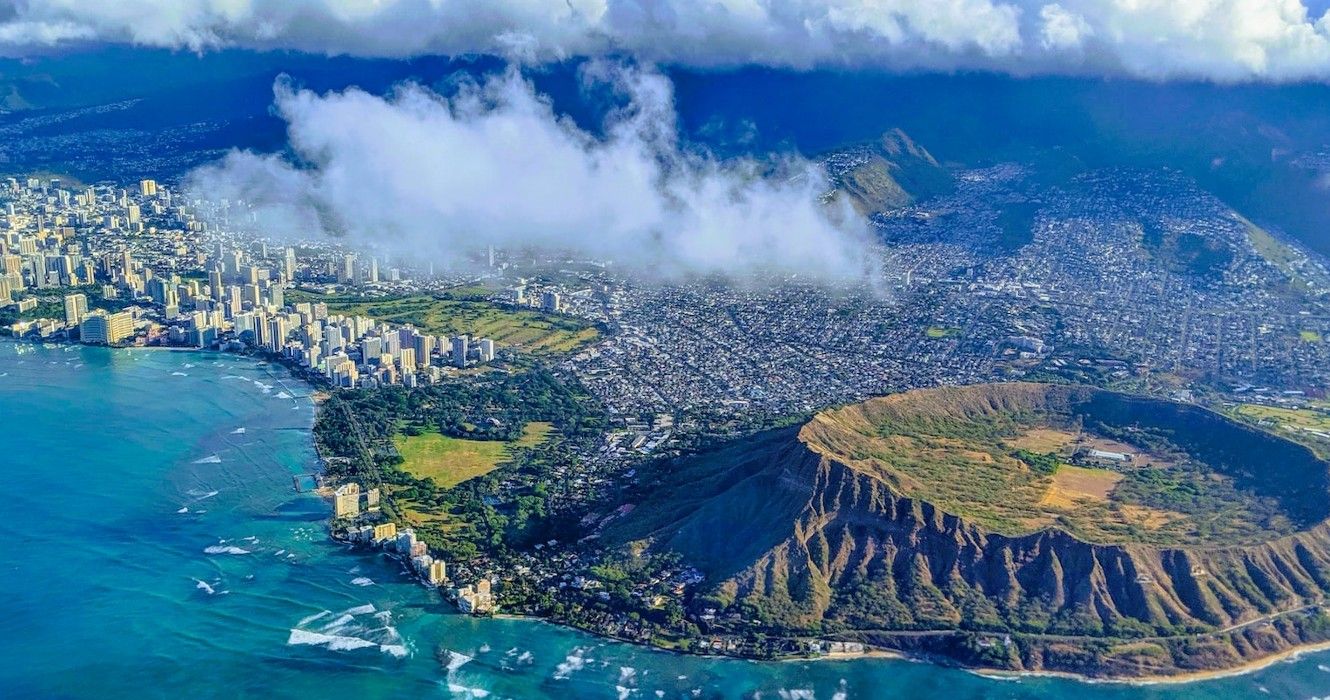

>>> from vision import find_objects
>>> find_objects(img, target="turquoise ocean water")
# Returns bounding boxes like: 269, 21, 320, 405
2, 340, 1330, 699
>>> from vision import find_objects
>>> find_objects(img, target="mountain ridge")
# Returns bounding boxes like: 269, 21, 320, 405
607, 383, 1330, 677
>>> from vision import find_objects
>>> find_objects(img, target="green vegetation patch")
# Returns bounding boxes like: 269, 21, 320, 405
289, 289, 598, 354
924, 326, 959, 339
394, 422, 553, 489
1300, 330, 1323, 343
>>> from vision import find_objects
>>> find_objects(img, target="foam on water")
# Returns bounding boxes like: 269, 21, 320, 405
203, 545, 250, 555
296, 610, 332, 627
192, 454, 222, 464
289, 603, 406, 659
230, 427, 246, 434
287, 628, 378, 652
351, 577, 375, 587
446, 683, 491, 698
554, 648, 589, 680
445, 650, 473, 673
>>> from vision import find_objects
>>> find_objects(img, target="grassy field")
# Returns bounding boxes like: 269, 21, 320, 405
289, 290, 598, 354
1231, 403, 1330, 431
1301, 330, 1323, 343
924, 326, 959, 339
394, 421, 553, 489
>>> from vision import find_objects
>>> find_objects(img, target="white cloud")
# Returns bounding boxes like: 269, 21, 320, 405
1039, 4, 1091, 51
187, 65, 875, 282
3, 1, 1330, 81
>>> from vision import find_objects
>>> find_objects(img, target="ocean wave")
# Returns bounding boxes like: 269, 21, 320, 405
446, 683, 490, 698
322, 614, 356, 631
296, 610, 332, 627
350, 577, 374, 587
192, 455, 222, 464
171, 371, 188, 377
276, 391, 292, 399
553, 648, 588, 680
287, 629, 378, 652
194, 578, 215, 595
204, 545, 250, 555
230, 427, 246, 434
445, 650, 473, 673
289, 604, 405, 658
177, 507, 189, 514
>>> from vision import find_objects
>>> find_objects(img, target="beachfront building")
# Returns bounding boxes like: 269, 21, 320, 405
457, 579, 495, 614
427, 560, 447, 586
372, 522, 397, 543
333, 483, 361, 519
79, 310, 132, 345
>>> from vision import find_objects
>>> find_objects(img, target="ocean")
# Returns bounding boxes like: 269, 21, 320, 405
2, 340, 1329, 699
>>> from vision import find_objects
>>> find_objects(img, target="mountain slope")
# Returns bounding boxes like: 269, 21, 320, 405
606, 383, 1330, 677
822, 128, 954, 214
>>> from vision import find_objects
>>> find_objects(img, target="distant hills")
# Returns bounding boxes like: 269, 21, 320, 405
608, 383, 1330, 678
821, 128, 955, 214
4, 50, 1330, 259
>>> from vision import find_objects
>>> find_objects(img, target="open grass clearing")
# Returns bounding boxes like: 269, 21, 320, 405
395, 421, 554, 489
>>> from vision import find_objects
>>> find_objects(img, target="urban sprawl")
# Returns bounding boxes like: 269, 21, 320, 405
4, 165, 1330, 655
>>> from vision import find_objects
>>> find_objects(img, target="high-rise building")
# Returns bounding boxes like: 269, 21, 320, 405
283, 247, 296, 282
63, 293, 87, 325
541, 291, 561, 313
333, 483, 361, 519
451, 335, 469, 368
209, 268, 223, 301
138, 179, 157, 197
266, 316, 289, 353
361, 336, 382, 362
338, 254, 356, 284
79, 311, 132, 345
479, 338, 495, 362
427, 560, 447, 585
368, 257, 379, 284
399, 347, 416, 372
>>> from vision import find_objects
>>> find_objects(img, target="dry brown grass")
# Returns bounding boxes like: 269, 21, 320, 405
1006, 427, 1078, 452
1039, 465, 1122, 509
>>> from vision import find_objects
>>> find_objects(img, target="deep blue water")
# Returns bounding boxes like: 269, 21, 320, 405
2, 340, 1330, 699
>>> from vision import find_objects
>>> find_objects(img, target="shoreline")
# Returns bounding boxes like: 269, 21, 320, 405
965, 639, 1330, 685
15, 339, 1324, 687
